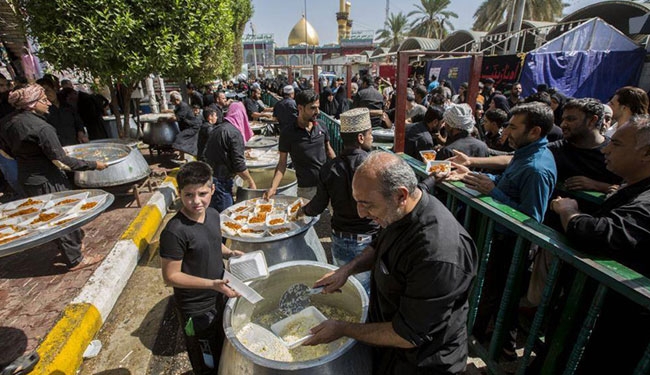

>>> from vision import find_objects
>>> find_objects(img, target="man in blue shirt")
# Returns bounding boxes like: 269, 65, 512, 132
453, 102, 557, 358
460, 102, 557, 222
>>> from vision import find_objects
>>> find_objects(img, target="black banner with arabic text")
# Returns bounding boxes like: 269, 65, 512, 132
481, 55, 524, 92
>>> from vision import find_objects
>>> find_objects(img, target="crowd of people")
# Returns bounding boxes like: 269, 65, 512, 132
160, 72, 650, 374
2, 67, 649, 374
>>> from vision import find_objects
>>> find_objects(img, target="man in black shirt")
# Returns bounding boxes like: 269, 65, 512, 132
300, 108, 378, 292
507, 82, 524, 109
186, 83, 204, 108
243, 87, 273, 121
265, 89, 336, 199
353, 75, 384, 128
272, 85, 297, 133
203, 113, 256, 212
436, 103, 490, 160
169, 91, 202, 160
306, 152, 477, 375
549, 116, 650, 374
207, 91, 230, 124
196, 108, 218, 161
551, 98, 623, 192
160, 162, 242, 374
404, 105, 444, 161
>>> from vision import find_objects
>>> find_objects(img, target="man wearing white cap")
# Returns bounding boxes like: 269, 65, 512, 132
272, 85, 297, 133
601, 103, 613, 134
299, 108, 378, 292
435, 103, 489, 160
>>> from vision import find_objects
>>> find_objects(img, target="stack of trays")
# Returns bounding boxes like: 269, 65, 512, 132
220, 198, 305, 239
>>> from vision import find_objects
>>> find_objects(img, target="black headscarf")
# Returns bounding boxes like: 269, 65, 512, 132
319, 87, 338, 117
491, 94, 511, 116
334, 85, 349, 118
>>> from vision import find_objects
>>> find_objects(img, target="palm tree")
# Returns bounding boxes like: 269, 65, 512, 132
375, 12, 410, 48
407, 0, 458, 40
472, 0, 566, 32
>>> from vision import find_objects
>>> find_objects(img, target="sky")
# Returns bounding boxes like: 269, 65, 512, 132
250, 0, 608, 47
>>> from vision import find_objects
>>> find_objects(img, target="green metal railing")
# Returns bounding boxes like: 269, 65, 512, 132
399, 153, 650, 375
261, 91, 279, 107
318, 112, 342, 155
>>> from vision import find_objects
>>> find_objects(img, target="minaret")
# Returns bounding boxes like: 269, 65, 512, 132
336, 0, 348, 44
345, 2, 352, 39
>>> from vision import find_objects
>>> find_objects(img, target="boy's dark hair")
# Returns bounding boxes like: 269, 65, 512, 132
484, 108, 508, 127
177, 161, 213, 190
203, 107, 217, 120
295, 89, 319, 107
186, 82, 196, 90
525, 91, 552, 107
423, 105, 445, 124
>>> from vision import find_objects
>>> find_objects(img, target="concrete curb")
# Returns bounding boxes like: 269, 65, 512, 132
32, 171, 178, 375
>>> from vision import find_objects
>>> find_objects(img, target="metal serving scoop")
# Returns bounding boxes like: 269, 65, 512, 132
279, 283, 324, 315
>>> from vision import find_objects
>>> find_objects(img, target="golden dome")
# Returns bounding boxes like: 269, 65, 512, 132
288, 16, 320, 46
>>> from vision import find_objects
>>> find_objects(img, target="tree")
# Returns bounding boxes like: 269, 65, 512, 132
22, 0, 250, 137
408, 0, 458, 40
472, 0, 566, 32
375, 12, 410, 48
231, 0, 254, 79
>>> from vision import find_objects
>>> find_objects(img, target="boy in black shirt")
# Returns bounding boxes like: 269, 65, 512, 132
160, 162, 242, 374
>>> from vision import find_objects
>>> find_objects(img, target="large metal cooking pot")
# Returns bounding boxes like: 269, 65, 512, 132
220, 261, 372, 375
224, 196, 326, 266
103, 115, 139, 139
140, 114, 180, 146
74, 143, 150, 187
234, 169, 298, 203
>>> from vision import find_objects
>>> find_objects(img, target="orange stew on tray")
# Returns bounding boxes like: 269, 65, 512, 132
428, 164, 451, 174
269, 218, 285, 225
17, 198, 42, 208
81, 201, 98, 210
8, 207, 39, 218
270, 227, 291, 235
224, 221, 243, 230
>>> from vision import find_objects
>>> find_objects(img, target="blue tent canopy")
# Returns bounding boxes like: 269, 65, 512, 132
519, 18, 646, 102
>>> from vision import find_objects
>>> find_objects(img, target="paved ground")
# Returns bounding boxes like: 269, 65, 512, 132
0, 146, 174, 368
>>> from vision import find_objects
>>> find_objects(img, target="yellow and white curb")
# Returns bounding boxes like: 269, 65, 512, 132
31, 171, 178, 375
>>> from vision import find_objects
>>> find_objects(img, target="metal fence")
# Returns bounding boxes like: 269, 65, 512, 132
399, 153, 650, 375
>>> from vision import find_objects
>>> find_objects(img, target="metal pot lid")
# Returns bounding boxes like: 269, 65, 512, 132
137, 113, 175, 122
63, 143, 131, 166
372, 128, 394, 140
246, 135, 279, 149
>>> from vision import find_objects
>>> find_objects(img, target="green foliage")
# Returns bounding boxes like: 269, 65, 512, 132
24, 0, 247, 87
230, 0, 254, 78
407, 0, 458, 40
472, 0, 566, 32
375, 12, 410, 48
